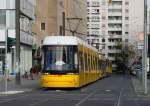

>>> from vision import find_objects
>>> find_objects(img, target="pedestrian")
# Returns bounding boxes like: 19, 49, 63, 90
30, 67, 33, 80
24, 71, 28, 79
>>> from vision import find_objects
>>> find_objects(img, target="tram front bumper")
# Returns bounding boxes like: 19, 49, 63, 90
41, 75, 79, 88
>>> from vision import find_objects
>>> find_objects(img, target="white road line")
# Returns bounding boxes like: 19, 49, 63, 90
75, 90, 97, 106
116, 88, 123, 106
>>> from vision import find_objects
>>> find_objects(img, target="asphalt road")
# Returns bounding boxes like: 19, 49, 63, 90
0, 74, 150, 106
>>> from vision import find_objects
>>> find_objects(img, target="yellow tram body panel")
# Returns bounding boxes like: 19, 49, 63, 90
41, 74, 80, 88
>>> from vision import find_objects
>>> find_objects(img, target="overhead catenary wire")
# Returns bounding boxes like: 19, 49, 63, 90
65, 0, 87, 36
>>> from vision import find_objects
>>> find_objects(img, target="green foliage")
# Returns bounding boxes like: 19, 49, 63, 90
115, 42, 135, 72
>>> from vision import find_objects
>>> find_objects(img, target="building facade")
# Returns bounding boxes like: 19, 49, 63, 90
33, 0, 87, 47
0, 0, 35, 75
87, 0, 129, 70
32, 0, 58, 47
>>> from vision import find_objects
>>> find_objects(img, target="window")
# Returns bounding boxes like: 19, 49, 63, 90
8, 11, 15, 28
96, 9, 99, 13
41, 22, 45, 31
102, 38, 105, 42
125, 17, 129, 20
0, 10, 6, 27
125, 39, 128, 42
125, 9, 129, 13
125, 1, 129, 5
125, 32, 129, 34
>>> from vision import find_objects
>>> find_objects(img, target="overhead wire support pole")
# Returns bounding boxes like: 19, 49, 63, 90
5, 25, 8, 92
15, 0, 21, 85
143, 0, 148, 95
62, 12, 65, 36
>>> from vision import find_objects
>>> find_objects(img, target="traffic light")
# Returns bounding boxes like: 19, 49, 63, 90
7, 37, 16, 53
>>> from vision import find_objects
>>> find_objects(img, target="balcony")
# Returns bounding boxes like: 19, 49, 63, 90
108, 5, 122, 9
20, 0, 34, 20
108, 20, 122, 24
108, 57, 115, 61
107, 42, 116, 46
108, 12, 122, 16
108, 27, 122, 31
108, 35, 122, 38
108, 49, 121, 53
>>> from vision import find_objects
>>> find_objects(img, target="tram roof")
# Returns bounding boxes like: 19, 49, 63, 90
43, 35, 98, 52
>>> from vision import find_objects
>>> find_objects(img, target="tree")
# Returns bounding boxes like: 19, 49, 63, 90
115, 42, 135, 73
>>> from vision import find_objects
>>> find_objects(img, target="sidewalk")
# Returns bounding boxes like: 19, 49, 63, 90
0, 74, 40, 94
132, 76, 150, 96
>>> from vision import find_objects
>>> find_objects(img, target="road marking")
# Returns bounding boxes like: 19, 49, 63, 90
134, 99, 140, 106
28, 95, 65, 106
0, 94, 30, 104
116, 88, 123, 106
105, 89, 111, 92
0, 91, 24, 95
75, 90, 97, 106
28, 98, 50, 106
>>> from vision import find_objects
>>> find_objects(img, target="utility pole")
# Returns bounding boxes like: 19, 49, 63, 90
143, 0, 148, 95
15, 0, 21, 85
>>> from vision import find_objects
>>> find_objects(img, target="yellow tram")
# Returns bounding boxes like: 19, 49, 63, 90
41, 36, 112, 88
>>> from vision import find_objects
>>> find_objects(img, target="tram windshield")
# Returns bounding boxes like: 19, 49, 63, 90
42, 45, 78, 74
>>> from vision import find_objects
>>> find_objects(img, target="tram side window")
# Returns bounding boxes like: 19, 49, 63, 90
93, 56, 95, 70
91, 55, 93, 71
95, 57, 97, 70
96, 58, 98, 70
79, 51, 84, 70
93, 56, 96, 70
98, 60, 101, 71
95, 57, 98, 70
88, 54, 91, 71
84, 53, 88, 71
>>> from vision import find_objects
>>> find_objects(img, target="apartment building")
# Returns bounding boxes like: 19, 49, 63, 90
87, 0, 129, 70
33, 0, 87, 45
87, 0, 108, 54
0, 0, 35, 75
